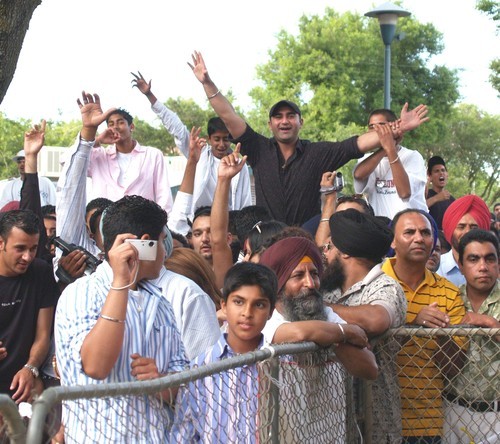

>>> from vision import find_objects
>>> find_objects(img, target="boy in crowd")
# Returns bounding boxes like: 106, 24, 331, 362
171, 262, 277, 442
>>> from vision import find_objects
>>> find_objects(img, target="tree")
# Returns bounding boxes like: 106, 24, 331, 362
246, 7, 460, 149
0, 0, 42, 104
439, 104, 499, 205
476, 0, 500, 95
0, 113, 28, 179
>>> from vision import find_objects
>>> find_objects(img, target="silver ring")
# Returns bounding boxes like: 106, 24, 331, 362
423, 320, 426, 326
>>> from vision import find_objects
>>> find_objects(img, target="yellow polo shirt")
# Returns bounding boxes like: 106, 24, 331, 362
382, 258, 465, 438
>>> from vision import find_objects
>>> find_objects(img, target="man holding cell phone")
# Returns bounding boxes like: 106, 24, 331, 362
54, 92, 187, 443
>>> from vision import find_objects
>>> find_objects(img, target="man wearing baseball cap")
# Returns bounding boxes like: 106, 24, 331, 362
189, 51, 429, 226
0, 149, 56, 209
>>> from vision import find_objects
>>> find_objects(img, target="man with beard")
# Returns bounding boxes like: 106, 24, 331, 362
258, 236, 377, 379
259, 236, 377, 443
321, 209, 407, 444
438, 195, 491, 287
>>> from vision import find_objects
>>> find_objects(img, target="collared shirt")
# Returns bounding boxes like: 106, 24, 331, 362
171, 333, 262, 443
353, 146, 428, 219
322, 263, 407, 443
152, 101, 253, 215
382, 257, 466, 437
55, 261, 187, 443
153, 267, 221, 360
437, 250, 466, 287
233, 124, 362, 226
62, 136, 173, 212
451, 280, 500, 401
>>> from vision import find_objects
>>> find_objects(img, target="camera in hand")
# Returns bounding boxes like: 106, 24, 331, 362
52, 237, 102, 284
334, 172, 345, 192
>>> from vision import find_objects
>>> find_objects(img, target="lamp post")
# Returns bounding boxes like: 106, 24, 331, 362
365, 2, 410, 109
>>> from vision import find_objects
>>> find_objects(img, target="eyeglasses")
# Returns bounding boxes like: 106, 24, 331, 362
322, 241, 333, 252
336, 194, 367, 205
251, 221, 262, 234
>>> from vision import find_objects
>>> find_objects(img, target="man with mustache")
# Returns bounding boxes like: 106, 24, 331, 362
259, 235, 377, 443
321, 209, 407, 444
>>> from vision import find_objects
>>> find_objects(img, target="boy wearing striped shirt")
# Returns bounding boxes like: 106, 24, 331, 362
171, 262, 277, 443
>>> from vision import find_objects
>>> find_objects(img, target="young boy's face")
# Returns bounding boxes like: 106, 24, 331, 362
222, 285, 272, 354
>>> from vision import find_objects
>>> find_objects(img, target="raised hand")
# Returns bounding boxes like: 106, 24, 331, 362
400, 103, 429, 133
131, 71, 152, 96
218, 143, 247, 180
320, 171, 336, 189
96, 127, 121, 146
107, 234, 140, 289
24, 120, 46, 156
188, 51, 210, 84
374, 121, 397, 155
77, 91, 116, 129
188, 126, 206, 163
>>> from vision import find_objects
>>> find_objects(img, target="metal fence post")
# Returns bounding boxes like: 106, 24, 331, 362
269, 356, 280, 444
0, 395, 26, 444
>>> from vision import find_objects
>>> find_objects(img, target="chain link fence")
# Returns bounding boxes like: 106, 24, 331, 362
0, 328, 498, 443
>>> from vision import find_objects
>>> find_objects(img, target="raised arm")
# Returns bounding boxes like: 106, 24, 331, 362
167, 127, 205, 235
80, 234, 140, 379
132, 71, 190, 156
22, 120, 49, 258
356, 103, 429, 154
315, 171, 338, 248
375, 123, 411, 199
211, 144, 247, 289
188, 51, 247, 139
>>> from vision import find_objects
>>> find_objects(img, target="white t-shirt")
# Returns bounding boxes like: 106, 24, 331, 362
353, 146, 428, 219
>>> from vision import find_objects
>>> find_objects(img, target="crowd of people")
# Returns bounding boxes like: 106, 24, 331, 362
0, 51, 498, 443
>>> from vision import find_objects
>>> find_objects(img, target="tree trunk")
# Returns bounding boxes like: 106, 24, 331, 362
0, 0, 42, 104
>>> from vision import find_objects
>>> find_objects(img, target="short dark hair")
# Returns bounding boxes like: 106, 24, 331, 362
101, 196, 168, 256
391, 209, 438, 249
336, 194, 375, 216
41, 205, 56, 217
368, 109, 397, 123
246, 220, 286, 258
427, 155, 447, 175
458, 229, 499, 264
192, 206, 212, 225
106, 108, 133, 126
86, 198, 113, 217
222, 262, 277, 311
231, 206, 273, 243
0, 210, 40, 239
494, 202, 500, 211
171, 231, 190, 248
207, 117, 230, 137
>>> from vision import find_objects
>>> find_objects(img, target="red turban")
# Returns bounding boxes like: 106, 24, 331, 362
0, 201, 20, 212
259, 237, 323, 292
442, 195, 491, 244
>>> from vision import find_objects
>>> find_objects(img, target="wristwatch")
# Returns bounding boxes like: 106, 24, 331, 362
24, 364, 39, 378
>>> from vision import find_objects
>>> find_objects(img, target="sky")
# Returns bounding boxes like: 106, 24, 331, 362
0, 0, 498, 125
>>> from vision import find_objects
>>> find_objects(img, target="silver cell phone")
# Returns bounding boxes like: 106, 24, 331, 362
125, 239, 158, 261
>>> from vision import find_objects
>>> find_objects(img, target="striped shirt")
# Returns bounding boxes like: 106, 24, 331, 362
171, 334, 262, 443
55, 261, 187, 443
382, 257, 465, 438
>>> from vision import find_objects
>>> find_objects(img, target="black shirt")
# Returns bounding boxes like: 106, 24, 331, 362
234, 124, 362, 225
0, 259, 60, 395
427, 189, 455, 230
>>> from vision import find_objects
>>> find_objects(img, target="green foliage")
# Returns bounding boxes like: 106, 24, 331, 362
0, 112, 28, 179
476, 0, 499, 95
246, 7, 460, 147
436, 104, 499, 205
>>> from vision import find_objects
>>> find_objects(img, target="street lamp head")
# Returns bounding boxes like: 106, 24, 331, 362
365, 2, 411, 20
365, 2, 411, 46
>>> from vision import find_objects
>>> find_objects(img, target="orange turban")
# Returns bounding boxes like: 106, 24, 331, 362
442, 195, 491, 244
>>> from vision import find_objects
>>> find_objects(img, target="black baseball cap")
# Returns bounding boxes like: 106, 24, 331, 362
269, 100, 301, 119
427, 155, 446, 174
